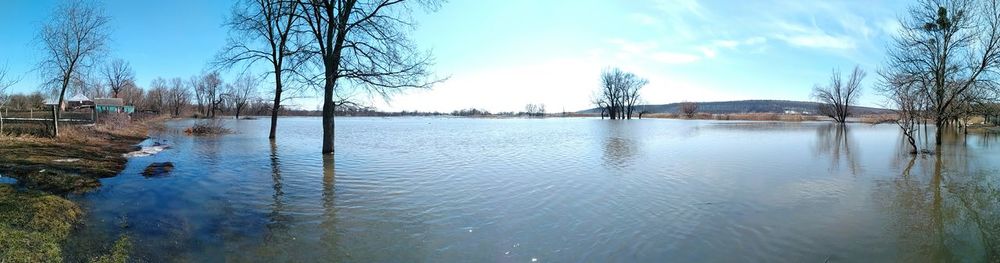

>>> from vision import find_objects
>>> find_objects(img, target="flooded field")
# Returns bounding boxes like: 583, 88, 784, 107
61, 117, 1000, 262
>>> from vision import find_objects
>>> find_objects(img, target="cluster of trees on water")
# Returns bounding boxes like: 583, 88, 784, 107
592, 68, 648, 119
0, 0, 441, 153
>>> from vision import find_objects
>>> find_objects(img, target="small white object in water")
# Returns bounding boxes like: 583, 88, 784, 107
532, 258, 538, 262
468, 229, 473, 233
123, 145, 169, 158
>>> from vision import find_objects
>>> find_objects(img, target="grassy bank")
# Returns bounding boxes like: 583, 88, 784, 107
0, 115, 163, 262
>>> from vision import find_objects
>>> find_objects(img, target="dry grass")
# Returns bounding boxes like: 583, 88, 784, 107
645, 112, 820, 121
0, 115, 165, 193
0, 116, 161, 262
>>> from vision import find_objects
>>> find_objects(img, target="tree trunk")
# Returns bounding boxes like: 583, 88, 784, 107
935, 119, 944, 146
269, 72, 283, 140
322, 74, 335, 154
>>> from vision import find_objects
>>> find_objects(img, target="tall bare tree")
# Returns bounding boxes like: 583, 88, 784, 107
202, 71, 224, 117
167, 77, 191, 116
883, 0, 1000, 146
37, 0, 110, 137
226, 75, 260, 119
217, 0, 306, 139
190, 75, 206, 115
147, 78, 169, 113
300, 0, 441, 154
813, 66, 865, 123
102, 58, 134, 98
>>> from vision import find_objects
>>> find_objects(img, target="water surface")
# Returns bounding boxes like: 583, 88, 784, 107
65, 117, 1000, 262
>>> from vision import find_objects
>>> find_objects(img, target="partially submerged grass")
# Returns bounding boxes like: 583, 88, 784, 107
88, 235, 132, 263
184, 120, 232, 135
0, 184, 82, 262
0, 115, 162, 262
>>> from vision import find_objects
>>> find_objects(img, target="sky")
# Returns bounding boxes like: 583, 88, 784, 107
0, 0, 912, 112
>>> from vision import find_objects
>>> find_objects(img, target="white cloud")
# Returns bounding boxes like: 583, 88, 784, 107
698, 47, 717, 58
608, 38, 658, 54
650, 52, 701, 64
777, 34, 856, 50
630, 13, 661, 26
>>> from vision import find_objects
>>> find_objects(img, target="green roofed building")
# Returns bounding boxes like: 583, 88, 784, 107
94, 98, 134, 114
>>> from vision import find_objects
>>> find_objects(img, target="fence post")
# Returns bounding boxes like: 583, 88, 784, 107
52, 105, 58, 137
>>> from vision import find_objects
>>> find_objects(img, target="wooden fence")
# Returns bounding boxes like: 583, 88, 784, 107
0, 108, 96, 124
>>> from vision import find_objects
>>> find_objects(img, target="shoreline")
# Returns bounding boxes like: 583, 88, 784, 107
0, 116, 164, 262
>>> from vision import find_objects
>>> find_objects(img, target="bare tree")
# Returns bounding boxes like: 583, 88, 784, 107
879, 73, 928, 154
190, 76, 206, 115
883, 0, 1000, 146
679, 101, 698, 118
300, 0, 441, 154
813, 66, 865, 123
168, 77, 191, 116
119, 80, 143, 107
146, 77, 170, 113
226, 75, 260, 119
217, 0, 306, 139
201, 71, 224, 117
102, 58, 134, 99
72, 75, 107, 99
37, 0, 110, 137
597, 67, 647, 119
0, 65, 21, 133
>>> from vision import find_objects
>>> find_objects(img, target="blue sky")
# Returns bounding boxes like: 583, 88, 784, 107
1, 0, 910, 112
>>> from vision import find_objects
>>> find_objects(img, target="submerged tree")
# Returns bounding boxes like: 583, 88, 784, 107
594, 67, 647, 119
37, 0, 110, 137
883, 0, 1000, 146
217, 0, 306, 139
813, 66, 865, 123
880, 73, 928, 154
300, 0, 442, 154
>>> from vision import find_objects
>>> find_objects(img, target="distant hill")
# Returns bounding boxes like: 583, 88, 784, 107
579, 100, 892, 115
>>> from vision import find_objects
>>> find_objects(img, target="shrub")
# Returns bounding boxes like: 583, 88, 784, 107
184, 120, 231, 135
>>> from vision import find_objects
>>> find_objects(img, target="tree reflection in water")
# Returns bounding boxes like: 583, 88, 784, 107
601, 122, 637, 169
880, 130, 1000, 261
814, 124, 861, 175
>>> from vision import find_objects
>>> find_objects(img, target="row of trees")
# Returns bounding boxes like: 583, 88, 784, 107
879, 0, 1000, 153
593, 68, 647, 119
14, 0, 440, 152
807, 0, 1000, 154
215, 0, 441, 153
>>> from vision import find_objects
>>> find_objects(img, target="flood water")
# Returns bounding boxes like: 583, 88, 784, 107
63, 117, 1000, 262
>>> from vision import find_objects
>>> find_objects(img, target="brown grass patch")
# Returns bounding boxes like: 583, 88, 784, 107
645, 113, 819, 121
